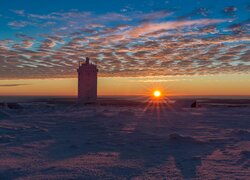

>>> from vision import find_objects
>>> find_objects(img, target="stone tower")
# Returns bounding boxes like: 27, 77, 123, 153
77, 57, 98, 103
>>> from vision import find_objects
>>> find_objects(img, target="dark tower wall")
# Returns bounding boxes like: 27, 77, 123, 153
77, 57, 98, 103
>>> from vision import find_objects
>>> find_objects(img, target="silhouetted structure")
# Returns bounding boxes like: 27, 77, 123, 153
77, 57, 98, 103
191, 101, 197, 108
0, 102, 22, 109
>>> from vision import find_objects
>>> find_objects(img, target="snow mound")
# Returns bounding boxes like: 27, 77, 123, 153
94, 110, 117, 118
0, 101, 249, 179
0, 110, 10, 120
240, 151, 250, 159
168, 133, 205, 144
238, 151, 250, 168
0, 135, 14, 144
118, 110, 134, 117
233, 129, 250, 141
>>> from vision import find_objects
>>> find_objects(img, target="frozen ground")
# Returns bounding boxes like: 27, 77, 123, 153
0, 100, 249, 179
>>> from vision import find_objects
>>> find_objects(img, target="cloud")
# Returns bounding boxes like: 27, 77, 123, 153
136, 10, 172, 22
8, 21, 30, 28
9, 10, 130, 30
11, 9, 25, 16
126, 19, 226, 39
40, 39, 57, 49
0, 84, 30, 87
224, 6, 237, 15
22, 40, 34, 48
16, 33, 34, 40
1, 7, 250, 79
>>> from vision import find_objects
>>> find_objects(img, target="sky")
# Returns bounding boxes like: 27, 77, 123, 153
0, 0, 249, 96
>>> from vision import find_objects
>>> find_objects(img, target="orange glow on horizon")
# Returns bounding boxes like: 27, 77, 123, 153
0, 74, 250, 96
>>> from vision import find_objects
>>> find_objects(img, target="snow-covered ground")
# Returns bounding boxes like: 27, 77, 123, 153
0, 100, 249, 179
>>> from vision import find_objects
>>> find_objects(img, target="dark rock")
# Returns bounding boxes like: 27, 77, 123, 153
0, 102, 7, 109
7, 103, 23, 109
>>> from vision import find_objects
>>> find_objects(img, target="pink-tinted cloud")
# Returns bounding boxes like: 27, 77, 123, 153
126, 19, 227, 38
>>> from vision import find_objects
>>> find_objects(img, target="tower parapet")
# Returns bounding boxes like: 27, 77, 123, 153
77, 57, 98, 103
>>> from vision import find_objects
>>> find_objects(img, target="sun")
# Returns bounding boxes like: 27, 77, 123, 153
153, 90, 161, 98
